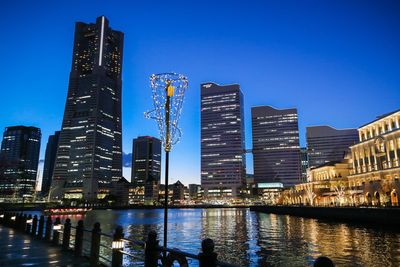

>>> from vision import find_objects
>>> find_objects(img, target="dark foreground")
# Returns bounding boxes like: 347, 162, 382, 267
0, 225, 91, 266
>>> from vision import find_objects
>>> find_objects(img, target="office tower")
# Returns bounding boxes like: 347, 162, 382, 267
41, 131, 60, 197
131, 136, 161, 201
251, 106, 301, 187
300, 147, 309, 181
307, 126, 359, 168
51, 16, 124, 201
0, 126, 41, 201
201, 82, 246, 197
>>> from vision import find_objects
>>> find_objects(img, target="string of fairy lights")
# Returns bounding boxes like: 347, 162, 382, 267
145, 73, 188, 151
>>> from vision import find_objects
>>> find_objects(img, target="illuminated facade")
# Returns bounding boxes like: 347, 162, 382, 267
348, 109, 400, 206
0, 126, 41, 201
251, 106, 301, 187
51, 16, 124, 201
201, 82, 246, 197
307, 126, 358, 168
41, 131, 60, 197
131, 136, 161, 202
282, 109, 400, 207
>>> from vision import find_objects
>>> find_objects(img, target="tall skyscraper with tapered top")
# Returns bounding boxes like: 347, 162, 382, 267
51, 16, 124, 201
201, 82, 246, 198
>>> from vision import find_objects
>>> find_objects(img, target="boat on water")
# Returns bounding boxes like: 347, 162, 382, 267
43, 208, 92, 216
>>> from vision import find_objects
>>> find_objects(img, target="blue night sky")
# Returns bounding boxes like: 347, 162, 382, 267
1, 0, 399, 185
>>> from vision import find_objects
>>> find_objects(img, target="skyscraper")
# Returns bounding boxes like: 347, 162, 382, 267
201, 82, 246, 197
0, 126, 41, 201
251, 106, 301, 187
307, 126, 359, 168
131, 136, 161, 201
41, 131, 60, 197
300, 147, 309, 181
51, 16, 124, 201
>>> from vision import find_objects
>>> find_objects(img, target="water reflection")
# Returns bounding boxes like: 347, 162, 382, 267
27, 208, 400, 266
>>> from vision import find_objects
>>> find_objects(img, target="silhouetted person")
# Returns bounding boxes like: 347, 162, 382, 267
198, 238, 218, 267
314, 256, 334, 267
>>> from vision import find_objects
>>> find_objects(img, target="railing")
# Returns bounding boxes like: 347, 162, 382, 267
0, 211, 240, 267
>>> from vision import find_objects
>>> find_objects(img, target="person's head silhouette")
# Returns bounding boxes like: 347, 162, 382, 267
314, 256, 334, 267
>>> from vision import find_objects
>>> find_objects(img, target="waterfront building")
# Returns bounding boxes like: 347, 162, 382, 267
306, 126, 358, 168
200, 82, 246, 198
41, 131, 60, 197
348, 109, 400, 206
51, 16, 124, 202
188, 184, 201, 199
300, 147, 309, 181
282, 109, 400, 207
110, 177, 130, 206
251, 106, 301, 187
0, 126, 41, 201
172, 180, 185, 202
131, 136, 161, 202
285, 158, 352, 206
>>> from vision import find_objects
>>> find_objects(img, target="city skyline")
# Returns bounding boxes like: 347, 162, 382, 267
1, 1, 400, 185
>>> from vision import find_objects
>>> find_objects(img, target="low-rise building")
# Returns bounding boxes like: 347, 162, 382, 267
348, 109, 400, 206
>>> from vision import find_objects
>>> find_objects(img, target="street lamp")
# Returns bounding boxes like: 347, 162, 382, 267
145, 73, 188, 253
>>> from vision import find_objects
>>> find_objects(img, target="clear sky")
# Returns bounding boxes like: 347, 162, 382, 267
1, 0, 399, 186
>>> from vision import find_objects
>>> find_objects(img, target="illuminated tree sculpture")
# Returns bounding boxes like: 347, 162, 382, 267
145, 73, 188, 252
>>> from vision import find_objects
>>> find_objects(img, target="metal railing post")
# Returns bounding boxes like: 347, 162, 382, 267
62, 218, 71, 250
90, 222, 101, 266
74, 220, 84, 257
52, 217, 61, 245
198, 238, 217, 267
38, 215, 45, 239
145, 230, 160, 267
26, 214, 32, 234
31, 215, 38, 236
21, 214, 27, 232
45, 216, 53, 241
111, 226, 124, 267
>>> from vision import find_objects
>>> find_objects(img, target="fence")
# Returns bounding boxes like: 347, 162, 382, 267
0, 211, 240, 267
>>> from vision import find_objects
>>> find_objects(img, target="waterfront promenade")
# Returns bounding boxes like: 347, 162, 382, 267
0, 225, 91, 266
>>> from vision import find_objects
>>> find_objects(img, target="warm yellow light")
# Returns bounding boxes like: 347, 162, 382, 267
0, 214, 4, 218
26, 219, 33, 224
112, 240, 124, 249
167, 85, 175, 96
11, 216, 16, 221
53, 225, 62, 231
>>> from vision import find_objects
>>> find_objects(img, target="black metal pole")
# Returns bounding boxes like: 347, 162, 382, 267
163, 84, 171, 258
163, 150, 169, 251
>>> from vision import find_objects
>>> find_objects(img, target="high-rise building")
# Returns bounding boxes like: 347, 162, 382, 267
0, 126, 41, 201
131, 136, 161, 201
251, 106, 301, 187
307, 126, 359, 168
200, 82, 246, 197
51, 16, 124, 201
41, 131, 60, 197
300, 147, 309, 181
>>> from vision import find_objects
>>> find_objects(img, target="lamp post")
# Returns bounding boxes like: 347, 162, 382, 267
145, 73, 188, 255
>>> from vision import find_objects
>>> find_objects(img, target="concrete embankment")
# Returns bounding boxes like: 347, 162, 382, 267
250, 206, 400, 227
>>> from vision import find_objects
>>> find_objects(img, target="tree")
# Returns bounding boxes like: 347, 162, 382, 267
305, 184, 316, 206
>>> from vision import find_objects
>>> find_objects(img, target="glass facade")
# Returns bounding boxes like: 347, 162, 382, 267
51, 16, 124, 201
0, 126, 41, 201
131, 136, 161, 201
41, 131, 60, 197
307, 126, 359, 168
251, 106, 301, 187
200, 82, 246, 197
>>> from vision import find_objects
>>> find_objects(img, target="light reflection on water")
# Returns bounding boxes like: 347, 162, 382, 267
29, 208, 400, 266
